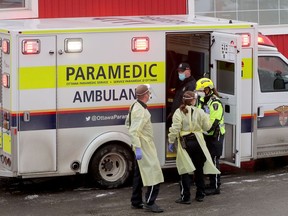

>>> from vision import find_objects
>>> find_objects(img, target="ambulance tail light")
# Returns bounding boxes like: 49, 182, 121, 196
2, 73, 10, 88
241, 34, 250, 47
258, 33, 275, 47
22, 39, 40, 54
131, 37, 149, 52
2, 39, 10, 54
3, 111, 10, 130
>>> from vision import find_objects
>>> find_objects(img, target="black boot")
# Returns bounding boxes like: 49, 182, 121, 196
205, 187, 220, 196
195, 191, 205, 202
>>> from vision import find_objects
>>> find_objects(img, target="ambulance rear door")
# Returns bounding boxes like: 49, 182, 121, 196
210, 32, 242, 167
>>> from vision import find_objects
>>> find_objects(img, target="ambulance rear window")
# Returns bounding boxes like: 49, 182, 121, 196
216, 61, 235, 95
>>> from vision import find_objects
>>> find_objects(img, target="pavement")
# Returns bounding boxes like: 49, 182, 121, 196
0, 162, 288, 216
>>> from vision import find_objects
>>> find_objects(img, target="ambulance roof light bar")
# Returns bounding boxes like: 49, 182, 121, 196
258, 33, 275, 47
241, 33, 275, 48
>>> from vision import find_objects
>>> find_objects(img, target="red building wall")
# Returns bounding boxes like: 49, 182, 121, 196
38, 0, 187, 18
268, 35, 288, 59
38, 0, 288, 59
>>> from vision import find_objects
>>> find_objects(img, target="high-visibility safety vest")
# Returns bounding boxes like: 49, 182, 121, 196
197, 95, 225, 136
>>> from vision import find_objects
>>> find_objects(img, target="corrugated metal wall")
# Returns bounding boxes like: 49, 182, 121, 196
38, 0, 187, 18
268, 35, 288, 59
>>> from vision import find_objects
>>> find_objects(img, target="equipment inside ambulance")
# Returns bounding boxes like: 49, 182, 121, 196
167, 33, 288, 106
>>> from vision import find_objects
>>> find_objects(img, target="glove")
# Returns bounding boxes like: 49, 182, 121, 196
135, 147, 142, 160
204, 105, 210, 114
168, 143, 174, 152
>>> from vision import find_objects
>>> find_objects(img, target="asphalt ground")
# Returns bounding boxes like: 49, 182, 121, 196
0, 158, 288, 216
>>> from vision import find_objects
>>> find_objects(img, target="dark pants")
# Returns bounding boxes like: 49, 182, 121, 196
131, 161, 160, 206
204, 134, 224, 189
179, 138, 206, 200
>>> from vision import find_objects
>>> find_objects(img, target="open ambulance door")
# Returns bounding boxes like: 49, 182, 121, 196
210, 32, 242, 167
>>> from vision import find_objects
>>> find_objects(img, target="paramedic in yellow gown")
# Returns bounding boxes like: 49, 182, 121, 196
125, 84, 164, 213
168, 91, 220, 203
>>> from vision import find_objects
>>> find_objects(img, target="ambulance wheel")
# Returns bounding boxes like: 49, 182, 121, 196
89, 143, 134, 189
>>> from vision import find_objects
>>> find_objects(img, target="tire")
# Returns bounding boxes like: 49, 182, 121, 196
89, 143, 134, 189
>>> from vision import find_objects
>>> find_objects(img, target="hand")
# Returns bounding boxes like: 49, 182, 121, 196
135, 147, 142, 160
168, 143, 174, 152
203, 131, 208, 135
204, 106, 210, 114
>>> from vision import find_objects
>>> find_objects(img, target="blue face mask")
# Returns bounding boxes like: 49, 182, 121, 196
178, 73, 186, 81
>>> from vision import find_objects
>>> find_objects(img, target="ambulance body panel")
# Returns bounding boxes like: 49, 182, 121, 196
0, 15, 287, 188
255, 46, 288, 159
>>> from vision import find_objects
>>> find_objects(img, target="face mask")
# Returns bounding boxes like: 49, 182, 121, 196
178, 73, 186, 81
197, 91, 205, 98
145, 91, 152, 102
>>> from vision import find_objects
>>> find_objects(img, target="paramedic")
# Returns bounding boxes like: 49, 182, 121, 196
196, 78, 225, 195
167, 63, 196, 120
168, 91, 220, 203
125, 84, 164, 213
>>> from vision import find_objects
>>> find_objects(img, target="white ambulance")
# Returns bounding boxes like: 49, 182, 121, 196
0, 15, 287, 188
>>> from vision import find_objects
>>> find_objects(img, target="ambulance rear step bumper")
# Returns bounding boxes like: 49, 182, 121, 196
0, 166, 14, 177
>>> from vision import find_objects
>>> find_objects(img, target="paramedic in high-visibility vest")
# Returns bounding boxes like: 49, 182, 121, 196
195, 78, 225, 196
125, 84, 164, 213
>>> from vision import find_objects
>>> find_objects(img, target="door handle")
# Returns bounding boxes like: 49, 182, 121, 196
23, 111, 30, 122
257, 106, 264, 118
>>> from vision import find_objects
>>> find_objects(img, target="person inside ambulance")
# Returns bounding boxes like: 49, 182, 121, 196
167, 91, 220, 204
273, 70, 286, 90
195, 78, 225, 196
125, 84, 164, 213
167, 63, 196, 121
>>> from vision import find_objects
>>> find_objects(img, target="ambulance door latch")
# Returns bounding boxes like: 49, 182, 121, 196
58, 49, 64, 55
23, 112, 30, 122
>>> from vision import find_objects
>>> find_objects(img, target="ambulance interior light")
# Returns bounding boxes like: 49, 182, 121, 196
22, 39, 40, 55
65, 38, 83, 53
2, 39, 10, 54
131, 37, 149, 52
